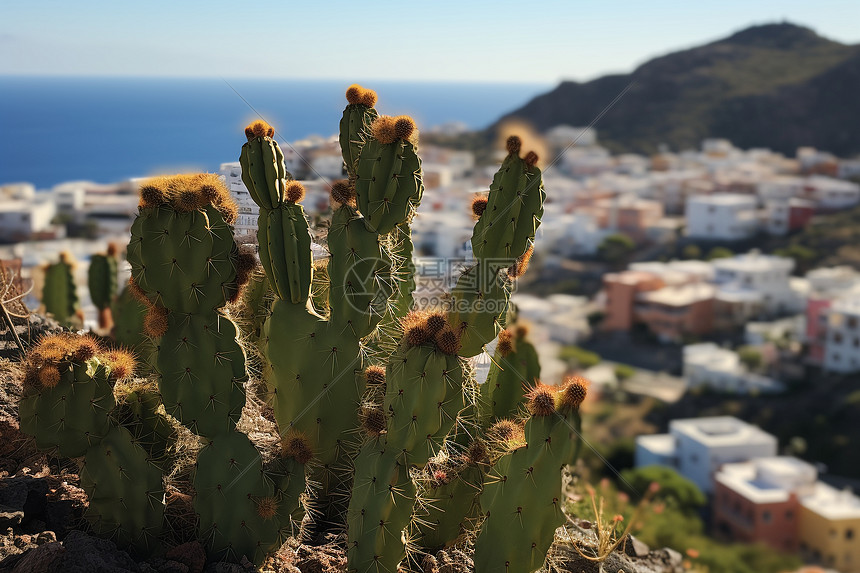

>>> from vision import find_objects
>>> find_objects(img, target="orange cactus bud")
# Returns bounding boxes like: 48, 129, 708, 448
558, 376, 589, 412
143, 305, 169, 338
371, 116, 397, 145
526, 383, 556, 416
471, 196, 488, 219
282, 430, 313, 464
497, 329, 514, 357
506, 135, 522, 155
364, 365, 386, 386
284, 181, 306, 203
330, 179, 356, 208
244, 120, 274, 139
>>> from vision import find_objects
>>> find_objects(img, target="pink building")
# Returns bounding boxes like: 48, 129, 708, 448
714, 457, 816, 553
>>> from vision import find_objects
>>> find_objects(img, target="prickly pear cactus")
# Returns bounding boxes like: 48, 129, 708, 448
474, 378, 588, 573
19, 333, 165, 555
346, 133, 545, 572
127, 173, 305, 564
479, 324, 541, 424
238, 84, 422, 534
88, 243, 119, 330
42, 251, 81, 327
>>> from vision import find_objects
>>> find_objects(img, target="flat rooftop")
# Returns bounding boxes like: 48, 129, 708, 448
636, 434, 677, 457
800, 482, 860, 520
670, 416, 777, 448
716, 457, 817, 504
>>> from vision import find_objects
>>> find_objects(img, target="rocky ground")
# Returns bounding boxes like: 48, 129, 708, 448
0, 315, 686, 573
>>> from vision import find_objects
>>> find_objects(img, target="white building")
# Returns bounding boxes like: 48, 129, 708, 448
822, 295, 860, 373
807, 175, 860, 211
712, 252, 798, 316
636, 416, 778, 494
683, 343, 783, 394
685, 194, 758, 241
510, 293, 592, 345
0, 199, 58, 242
545, 124, 597, 149
716, 456, 818, 504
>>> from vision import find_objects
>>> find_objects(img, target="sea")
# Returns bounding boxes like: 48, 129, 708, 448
0, 76, 549, 189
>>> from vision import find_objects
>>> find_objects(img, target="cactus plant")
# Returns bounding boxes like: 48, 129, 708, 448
239, 85, 423, 533
344, 131, 544, 570
42, 251, 81, 327
88, 243, 119, 330
479, 323, 541, 424
474, 378, 587, 573
112, 279, 151, 352
127, 173, 305, 564
19, 333, 166, 555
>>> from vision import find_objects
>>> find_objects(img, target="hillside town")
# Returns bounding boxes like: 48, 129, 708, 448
3, 126, 860, 572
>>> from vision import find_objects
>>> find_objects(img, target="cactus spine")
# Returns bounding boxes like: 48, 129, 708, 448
88, 243, 119, 330
19, 333, 166, 554
127, 174, 304, 564
42, 251, 81, 327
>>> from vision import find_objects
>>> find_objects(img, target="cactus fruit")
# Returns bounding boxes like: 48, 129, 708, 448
479, 324, 541, 424
88, 243, 119, 330
473, 377, 588, 573
127, 173, 304, 564
42, 251, 82, 327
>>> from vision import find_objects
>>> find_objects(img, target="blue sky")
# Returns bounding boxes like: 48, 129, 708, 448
3, 0, 859, 83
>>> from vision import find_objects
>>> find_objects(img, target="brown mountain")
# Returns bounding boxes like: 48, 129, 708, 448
497, 23, 860, 156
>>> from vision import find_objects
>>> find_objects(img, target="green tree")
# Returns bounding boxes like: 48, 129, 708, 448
737, 346, 763, 371
620, 465, 705, 513
774, 244, 817, 273
560, 345, 601, 369
614, 363, 636, 381
707, 246, 734, 260
598, 233, 635, 267
682, 244, 702, 260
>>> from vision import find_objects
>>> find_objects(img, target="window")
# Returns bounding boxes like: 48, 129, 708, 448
834, 332, 844, 343
849, 317, 858, 329
762, 511, 771, 523
786, 510, 793, 520
847, 528, 855, 540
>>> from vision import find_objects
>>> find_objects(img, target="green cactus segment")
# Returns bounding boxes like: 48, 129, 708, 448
346, 345, 466, 572
474, 410, 583, 573
480, 330, 541, 424
416, 463, 484, 551
88, 253, 118, 311
80, 425, 165, 556
194, 432, 292, 564
257, 203, 312, 304
471, 155, 545, 265
391, 222, 416, 319
42, 258, 79, 326
128, 204, 239, 313
239, 133, 289, 211
347, 447, 417, 570
385, 345, 465, 463
355, 138, 423, 234
447, 264, 510, 358
114, 383, 177, 472
235, 270, 273, 346
113, 284, 149, 350
340, 102, 378, 179
155, 313, 247, 437
19, 360, 115, 457
327, 207, 393, 337
263, 300, 364, 470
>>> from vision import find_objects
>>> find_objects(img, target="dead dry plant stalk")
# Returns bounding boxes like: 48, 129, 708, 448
572, 482, 659, 569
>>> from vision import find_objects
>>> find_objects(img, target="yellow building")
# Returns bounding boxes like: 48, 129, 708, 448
798, 483, 860, 572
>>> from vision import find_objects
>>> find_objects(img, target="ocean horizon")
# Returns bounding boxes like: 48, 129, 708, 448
0, 76, 550, 189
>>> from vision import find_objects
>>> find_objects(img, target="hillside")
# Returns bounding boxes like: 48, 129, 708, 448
496, 23, 860, 156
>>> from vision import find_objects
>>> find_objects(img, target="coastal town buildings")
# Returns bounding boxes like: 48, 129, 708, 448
635, 416, 778, 494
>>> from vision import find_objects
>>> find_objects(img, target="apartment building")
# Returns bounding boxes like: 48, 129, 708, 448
635, 416, 778, 494
714, 457, 816, 552
683, 343, 783, 394
711, 252, 798, 316
798, 483, 860, 572
822, 295, 860, 373
685, 194, 757, 241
